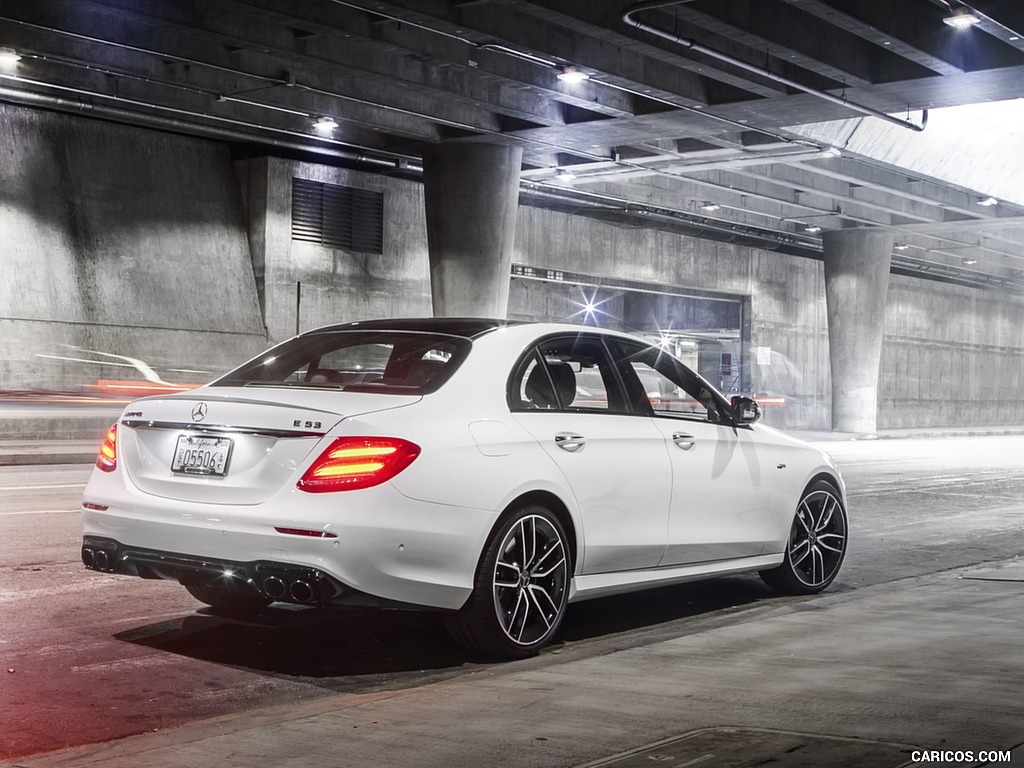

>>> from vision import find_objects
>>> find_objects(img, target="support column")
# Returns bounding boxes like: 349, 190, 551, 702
822, 228, 894, 433
422, 142, 523, 317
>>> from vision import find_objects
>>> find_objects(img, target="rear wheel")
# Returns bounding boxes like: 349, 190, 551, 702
760, 479, 848, 595
446, 504, 570, 658
184, 583, 271, 615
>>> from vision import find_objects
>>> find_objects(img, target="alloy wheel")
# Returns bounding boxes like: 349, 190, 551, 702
491, 513, 568, 646
788, 487, 847, 588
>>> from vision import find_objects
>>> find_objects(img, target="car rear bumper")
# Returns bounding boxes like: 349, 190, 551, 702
81, 535, 356, 606
80, 476, 486, 610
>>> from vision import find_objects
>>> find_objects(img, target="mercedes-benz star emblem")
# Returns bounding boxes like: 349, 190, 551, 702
191, 402, 208, 422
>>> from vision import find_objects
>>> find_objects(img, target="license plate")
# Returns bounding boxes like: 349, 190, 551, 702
171, 435, 233, 476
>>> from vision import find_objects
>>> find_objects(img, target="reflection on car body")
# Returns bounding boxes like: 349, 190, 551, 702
81, 318, 848, 658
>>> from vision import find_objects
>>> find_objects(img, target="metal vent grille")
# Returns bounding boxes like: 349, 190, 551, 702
291, 178, 383, 254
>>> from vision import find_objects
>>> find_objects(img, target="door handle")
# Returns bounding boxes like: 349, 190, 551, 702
554, 432, 586, 453
672, 432, 696, 451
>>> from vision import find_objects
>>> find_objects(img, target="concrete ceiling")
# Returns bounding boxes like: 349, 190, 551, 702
2, 0, 1024, 291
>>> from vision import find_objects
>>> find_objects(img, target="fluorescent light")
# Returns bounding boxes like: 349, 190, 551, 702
963, 258, 978, 265
894, 243, 910, 251
943, 10, 981, 29
803, 225, 822, 233
820, 147, 842, 158
556, 66, 589, 84
556, 168, 577, 181
977, 196, 998, 206
311, 116, 338, 135
699, 201, 720, 212
0, 47, 21, 63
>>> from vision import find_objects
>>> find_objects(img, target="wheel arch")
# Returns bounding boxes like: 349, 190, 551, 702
805, 471, 845, 503
495, 490, 579, 575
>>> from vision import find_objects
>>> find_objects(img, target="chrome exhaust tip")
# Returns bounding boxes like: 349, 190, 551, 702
81, 547, 95, 568
93, 550, 110, 571
263, 576, 287, 600
289, 580, 314, 603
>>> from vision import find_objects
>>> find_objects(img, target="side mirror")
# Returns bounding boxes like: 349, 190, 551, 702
730, 395, 762, 425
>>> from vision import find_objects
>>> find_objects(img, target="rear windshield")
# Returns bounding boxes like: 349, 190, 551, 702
212, 330, 471, 394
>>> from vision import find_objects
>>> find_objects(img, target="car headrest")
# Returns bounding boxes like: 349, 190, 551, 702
525, 362, 576, 408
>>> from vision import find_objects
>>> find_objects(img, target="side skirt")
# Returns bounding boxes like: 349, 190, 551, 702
567, 553, 785, 603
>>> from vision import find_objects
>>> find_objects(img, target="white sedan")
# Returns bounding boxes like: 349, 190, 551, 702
81, 319, 848, 658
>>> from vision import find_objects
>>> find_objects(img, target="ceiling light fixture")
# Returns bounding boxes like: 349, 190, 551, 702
556, 168, 577, 181
803, 225, 823, 233
698, 201, 720, 211
943, 9, 981, 29
0, 47, 21, 62
556, 66, 589, 84
820, 147, 842, 158
311, 115, 338, 135
963, 258, 978, 265
977, 196, 998, 206
894, 242, 910, 251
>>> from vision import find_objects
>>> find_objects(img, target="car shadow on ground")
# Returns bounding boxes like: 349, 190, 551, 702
115, 576, 787, 690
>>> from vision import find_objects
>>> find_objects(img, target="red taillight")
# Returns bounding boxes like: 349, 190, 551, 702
298, 437, 420, 493
96, 424, 118, 472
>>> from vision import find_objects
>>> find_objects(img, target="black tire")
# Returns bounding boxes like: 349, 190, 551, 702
759, 479, 848, 595
184, 583, 272, 615
445, 504, 570, 658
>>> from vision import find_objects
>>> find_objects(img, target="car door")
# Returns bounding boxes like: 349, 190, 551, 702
608, 338, 772, 566
508, 334, 672, 575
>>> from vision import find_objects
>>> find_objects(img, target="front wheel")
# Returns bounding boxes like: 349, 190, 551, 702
760, 479, 848, 595
445, 505, 570, 658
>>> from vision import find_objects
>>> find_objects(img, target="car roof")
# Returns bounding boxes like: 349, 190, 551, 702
307, 317, 521, 339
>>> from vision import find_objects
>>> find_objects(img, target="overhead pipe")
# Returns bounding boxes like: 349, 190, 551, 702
0, 82, 414, 169
622, 0, 928, 132
521, 182, 819, 249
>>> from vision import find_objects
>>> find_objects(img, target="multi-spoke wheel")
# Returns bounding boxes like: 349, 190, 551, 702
445, 504, 570, 658
760, 479, 848, 595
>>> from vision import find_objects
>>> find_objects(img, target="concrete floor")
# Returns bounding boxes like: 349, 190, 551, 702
3, 564, 1021, 768
1, 435, 1022, 768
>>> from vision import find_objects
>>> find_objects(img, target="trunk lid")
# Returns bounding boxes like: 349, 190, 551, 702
117, 387, 419, 504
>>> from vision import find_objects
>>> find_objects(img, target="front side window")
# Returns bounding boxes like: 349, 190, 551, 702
509, 335, 626, 413
212, 331, 469, 394
609, 339, 726, 423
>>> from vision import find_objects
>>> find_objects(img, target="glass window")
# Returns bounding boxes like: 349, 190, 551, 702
212, 331, 469, 394
508, 335, 626, 413
609, 339, 725, 423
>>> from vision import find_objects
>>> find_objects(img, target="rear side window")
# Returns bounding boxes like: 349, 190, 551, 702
213, 331, 470, 394
508, 335, 627, 413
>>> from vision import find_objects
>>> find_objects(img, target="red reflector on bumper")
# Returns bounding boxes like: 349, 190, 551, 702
274, 527, 338, 539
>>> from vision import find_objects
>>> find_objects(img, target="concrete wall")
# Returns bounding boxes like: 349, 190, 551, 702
0, 105, 266, 391
236, 157, 432, 344
1, 105, 1021, 430
881, 278, 1024, 428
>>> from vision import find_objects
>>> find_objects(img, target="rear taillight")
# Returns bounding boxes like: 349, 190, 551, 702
298, 437, 420, 493
96, 424, 118, 472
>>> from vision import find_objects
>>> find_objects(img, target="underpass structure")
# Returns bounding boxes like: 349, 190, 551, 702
1, 1, 1023, 433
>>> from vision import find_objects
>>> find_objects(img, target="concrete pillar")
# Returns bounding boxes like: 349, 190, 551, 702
422, 142, 523, 317
822, 228, 894, 433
